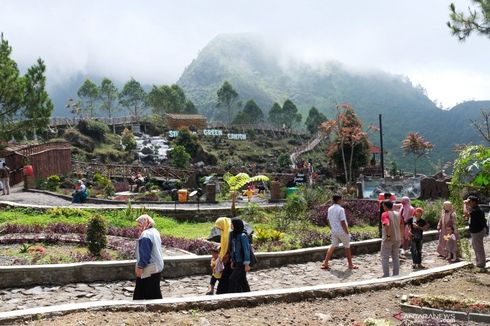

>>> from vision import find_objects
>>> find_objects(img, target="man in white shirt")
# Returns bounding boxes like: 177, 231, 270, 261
321, 195, 358, 270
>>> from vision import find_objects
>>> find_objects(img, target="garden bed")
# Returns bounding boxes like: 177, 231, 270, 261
401, 295, 490, 323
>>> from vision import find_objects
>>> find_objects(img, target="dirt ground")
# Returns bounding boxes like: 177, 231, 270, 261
12, 269, 490, 326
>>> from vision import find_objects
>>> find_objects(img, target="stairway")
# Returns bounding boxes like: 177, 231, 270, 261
289, 132, 326, 168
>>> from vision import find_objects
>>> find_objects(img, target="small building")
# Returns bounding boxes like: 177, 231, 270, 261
165, 114, 207, 130
0, 141, 72, 187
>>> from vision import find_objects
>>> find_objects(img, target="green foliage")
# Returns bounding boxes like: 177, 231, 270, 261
240, 203, 269, 223
77, 79, 99, 118
305, 106, 327, 134
77, 119, 110, 142
148, 84, 187, 115
277, 153, 291, 168
452, 145, 490, 191
86, 215, 108, 256
448, 1, 490, 41
121, 128, 136, 151
276, 193, 307, 230
0, 34, 24, 137
93, 172, 115, 197
99, 78, 119, 118
47, 207, 88, 218
119, 78, 147, 119
389, 160, 400, 176
216, 81, 240, 125
169, 145, 191, 168
46, 175, 61, 192
63, 128, 95, 152
22, 58, 53, 136
232, 99, 264, 125
254, 227, 284, 243
268, 102, 283, 128
174, 128, 199, 156
302, 186, 333, 210
19, 243, 32, 254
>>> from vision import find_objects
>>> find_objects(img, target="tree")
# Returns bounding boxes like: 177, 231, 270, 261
471, 109, 490, 145
401, 132, 434, 176
305, 106, 328, 134
448, 1, 490, 41
183, 100, 198, 114
174, 128, 199, 157
77, 79, 99, 118
320, 104, 369, 184
22, 58, 54, 137
147, 84, 186, 115
281, 99, 302, 129
232, 100, 264, 125
119, 78, 147, 120
169, 145, 191, 168
0, 34, 24, 137
99, 78, 119, 119
216, 81, 240, 125
223, 172, 269, 216
268, 102, 283, 128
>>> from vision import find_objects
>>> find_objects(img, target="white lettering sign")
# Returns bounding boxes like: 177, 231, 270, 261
203, 129, 223, 136
227, 133, 247, 140
168, 130, 179, 138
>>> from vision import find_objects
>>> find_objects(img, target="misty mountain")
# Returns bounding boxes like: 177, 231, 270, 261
177, 34, 488, 172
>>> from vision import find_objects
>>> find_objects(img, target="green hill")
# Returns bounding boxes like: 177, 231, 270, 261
177, 34, 488, 173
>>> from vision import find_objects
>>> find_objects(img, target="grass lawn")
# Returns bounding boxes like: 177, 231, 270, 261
0, 208, 214, 240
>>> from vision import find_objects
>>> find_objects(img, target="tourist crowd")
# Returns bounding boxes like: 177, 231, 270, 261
130, 194, 488, 300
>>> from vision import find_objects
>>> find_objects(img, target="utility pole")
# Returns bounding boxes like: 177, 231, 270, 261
379, 114, 385, 178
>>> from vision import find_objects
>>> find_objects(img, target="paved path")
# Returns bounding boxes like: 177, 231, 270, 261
1, 239, 488, 313
0, 185, 281, 210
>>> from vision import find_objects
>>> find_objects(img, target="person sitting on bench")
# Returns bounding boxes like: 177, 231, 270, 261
72, 180, 88, 203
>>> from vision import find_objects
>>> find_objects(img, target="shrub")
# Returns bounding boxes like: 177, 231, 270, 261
254, 227, 284, 243
77, 119, 110, 142
275, 193, 307, 230
93, 173, 115, 197
121, 128, 136, 151
169, 145, 191, 168
277, 154, 291, 168
63, 128, 95, 152
175, 128, 199, 157
46, 175, 61, 191
86, 215, 108, 256
240, 203, 268, 223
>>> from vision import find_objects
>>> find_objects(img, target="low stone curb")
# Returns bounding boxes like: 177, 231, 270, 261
0, 230, 446, 288
0, 260, 474, 325
400, 304, 490, 323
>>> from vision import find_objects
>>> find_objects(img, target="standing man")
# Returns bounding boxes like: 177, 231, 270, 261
380, 200, 404, 277
0, 162, 10, 196
321, 194, 358, 270
464, 195, 487, 272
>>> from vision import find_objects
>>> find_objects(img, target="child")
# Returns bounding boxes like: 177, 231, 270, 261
444, 225, 458, 263
408, 207, 429, 269
206, 247, 222, 295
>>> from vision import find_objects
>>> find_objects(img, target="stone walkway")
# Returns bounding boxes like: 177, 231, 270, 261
0, 185, 279, 210
1, 239, 489, 313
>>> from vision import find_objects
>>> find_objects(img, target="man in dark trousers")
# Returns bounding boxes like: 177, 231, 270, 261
464, 195, 487, 272
0, 162, 10, 195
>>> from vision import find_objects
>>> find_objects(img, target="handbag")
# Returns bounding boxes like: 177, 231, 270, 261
141, 263, 158, 279
249, 247, 258, 267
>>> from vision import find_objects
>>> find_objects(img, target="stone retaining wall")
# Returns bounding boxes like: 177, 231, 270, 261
0, 230, 443, 289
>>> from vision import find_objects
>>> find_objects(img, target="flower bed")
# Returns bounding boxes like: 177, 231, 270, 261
0, 223, 214, 257
409, 295, 490, 314
310, 199, 379, 227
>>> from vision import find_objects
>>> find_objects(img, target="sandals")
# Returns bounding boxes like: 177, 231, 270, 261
320, 262, 330, 270
348, 265, 359, 270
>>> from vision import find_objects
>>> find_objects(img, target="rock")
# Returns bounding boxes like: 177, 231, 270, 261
401, 295, 408, 303
22, 286, 43, 295
200, 318, 210, 326
123, 287, 134, 292
315, 313, 332, 322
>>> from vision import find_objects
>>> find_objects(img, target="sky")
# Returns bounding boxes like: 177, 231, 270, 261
1, 0, 489, 108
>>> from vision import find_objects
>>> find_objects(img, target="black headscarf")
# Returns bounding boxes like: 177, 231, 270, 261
231, 217, 245, 236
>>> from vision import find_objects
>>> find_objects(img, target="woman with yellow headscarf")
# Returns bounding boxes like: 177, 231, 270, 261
214, 217, 232, 294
